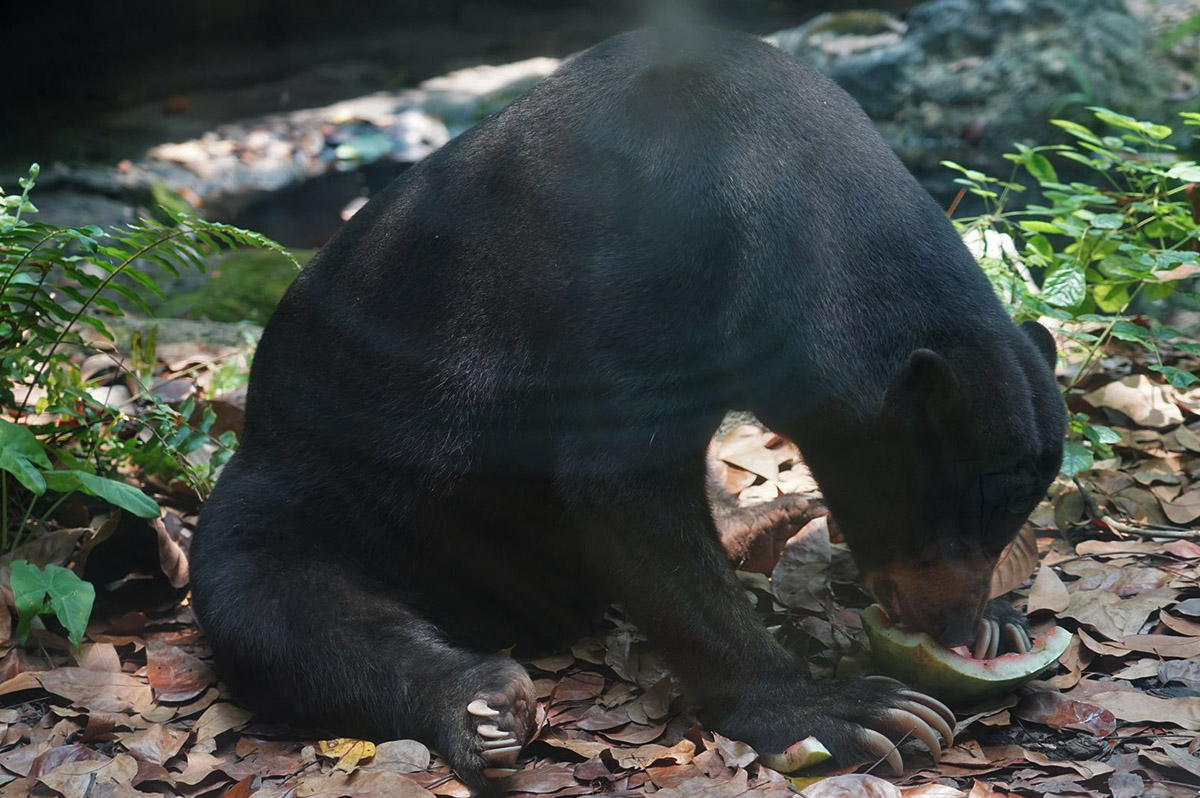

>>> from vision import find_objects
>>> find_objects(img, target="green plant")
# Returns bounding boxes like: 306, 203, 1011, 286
947, 107, 1200, 476
10, 559, 94, 647
1, 162, 295, 565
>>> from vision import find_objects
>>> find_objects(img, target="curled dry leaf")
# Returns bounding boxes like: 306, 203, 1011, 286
152, 517, 189, 589
989, 525, 1039, 599
146, 640, 214, 702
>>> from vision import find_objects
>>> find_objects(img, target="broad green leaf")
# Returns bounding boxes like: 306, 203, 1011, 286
1091, 283, 1131, 313
1050, 119, 1103, 145
1167, 161, 1200, 182
1089, 108, 1172, 140
0, 419, 50, 494
1149, 364, 1200, 389
1025, 153, 1058, 184
42, 470, 159, 518
9, 560, 95, 646
1083, 424, 1122, 446
1109, 321, 1149, 342
1019, 220, 1064, 235
1089, 214, 1124, 230
1061, 440, 1094, 477
1041, 265, 1087, 308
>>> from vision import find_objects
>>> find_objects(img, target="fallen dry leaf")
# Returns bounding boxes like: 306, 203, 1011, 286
37, 753, 137, 798
1088, 690, 1200, 730
989, 525, 1039, 598
146, 640, 214, 702
37, 669, 154, 714
121, 723, 189, 766
318, 738, 376, 772
797, 774, 902, 797
1083, 374, 1184, 428
1026, 562, 1069, 614
192, 702, 254, 744
1013, 691, 1116, 736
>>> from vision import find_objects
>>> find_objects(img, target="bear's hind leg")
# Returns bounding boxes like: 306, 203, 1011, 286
190, 543, 536, 789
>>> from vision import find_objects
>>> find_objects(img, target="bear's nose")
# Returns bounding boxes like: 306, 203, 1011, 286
936, 610, 977, 649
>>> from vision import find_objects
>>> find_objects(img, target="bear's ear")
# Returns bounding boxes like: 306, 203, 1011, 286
1020, 320, 1058, 370
882, 349, 961, 430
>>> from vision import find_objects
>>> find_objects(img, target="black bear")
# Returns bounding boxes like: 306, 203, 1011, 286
190, 26, 1065, 789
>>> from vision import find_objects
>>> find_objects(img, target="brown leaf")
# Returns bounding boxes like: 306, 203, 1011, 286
296, 768, 436, 797
526, 654, 574, 673
537, 732, 611, 760
319, 738, 376, 773
1059, 588, 1175, 640
1088, 690, 1200, 730
37, 753, 137, 798
551, 671, 604, 703
1161, 485, 1200, 524
989, 525, 1039, 598
1118, 634, 1200, 658
1148, 742, 1200, 779
612, 739, 695, 769
574, 704, 630, 732
37, 668, 153, 714
193, 702, 254, 743
145, 640, 214, 702
121, 723, 189, 766
1083, 375, 1184, 428
364, 739, 431, 774
75, 643, 121, 673
795, 775, 903, 798
770, 517, 831, 612
1014, 691, 1116, 736
710, 733, 756, 768
599, 720, 666, 745
152, 517, 189, 589
500, 764, 580, 794
28, 744, 109, 778
1027, 562, 1069, 614
717, 425, 778, 481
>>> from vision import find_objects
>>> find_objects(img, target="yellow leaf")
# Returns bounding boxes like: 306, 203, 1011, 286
318, 738, 376, 772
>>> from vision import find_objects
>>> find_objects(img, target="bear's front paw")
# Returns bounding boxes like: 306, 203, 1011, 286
975, 598, 1033, 659
715, 674, 956, 774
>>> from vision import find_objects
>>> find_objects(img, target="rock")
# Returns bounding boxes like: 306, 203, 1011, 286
420, 57, 562, 133
768, 0, 1172, 200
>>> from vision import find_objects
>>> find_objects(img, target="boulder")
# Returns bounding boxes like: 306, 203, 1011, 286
769, 0, 1173, 200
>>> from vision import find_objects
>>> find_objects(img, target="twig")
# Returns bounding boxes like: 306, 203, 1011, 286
1101, 515, 1200, 540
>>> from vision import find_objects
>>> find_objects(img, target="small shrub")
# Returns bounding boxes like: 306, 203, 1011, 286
948, 107, 1200, 475
1, 163, 296, 639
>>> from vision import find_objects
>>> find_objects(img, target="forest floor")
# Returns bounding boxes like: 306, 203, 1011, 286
1, 332, 1200, 797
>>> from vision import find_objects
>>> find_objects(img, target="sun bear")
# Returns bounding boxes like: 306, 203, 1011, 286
191, 26, 1065, 789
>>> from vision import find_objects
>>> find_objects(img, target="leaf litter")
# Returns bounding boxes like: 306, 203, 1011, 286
1, 336, 1200, 796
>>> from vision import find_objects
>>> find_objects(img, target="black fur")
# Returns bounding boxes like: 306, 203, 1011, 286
190, 27, 1065, 787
